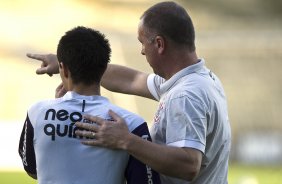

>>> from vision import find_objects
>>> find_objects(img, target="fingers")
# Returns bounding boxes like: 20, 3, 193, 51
26, 53, 45, 61
56, 82, 64, 90
82, 110, 121, 125
75, 113, 127, 149
36, 68, 53, 76
27, 53, 53, 76
75, 129, 96, 138
83, 114, 107, 126
36, 67, 48, 75
75, 130, 101, 147
55, 83, 67, 98
75, 122, 99, 132
75, 114, 110, 133
108, 110, 122, 122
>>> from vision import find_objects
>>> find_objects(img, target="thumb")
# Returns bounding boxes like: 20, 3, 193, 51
36, 67, 48, 75
36, 67, 53, 76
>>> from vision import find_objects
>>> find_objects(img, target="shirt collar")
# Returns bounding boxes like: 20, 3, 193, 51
160, 59, 205, 94
63, 91, 108, 102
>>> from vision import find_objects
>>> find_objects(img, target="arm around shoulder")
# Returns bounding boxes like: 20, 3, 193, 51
124, 133, 202, 181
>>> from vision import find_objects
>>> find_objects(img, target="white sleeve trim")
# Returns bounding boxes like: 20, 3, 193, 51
147, 74, 160, 101
168, 140, 205, 153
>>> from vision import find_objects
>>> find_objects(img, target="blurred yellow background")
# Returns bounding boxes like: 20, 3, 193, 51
0, 0, 282, 181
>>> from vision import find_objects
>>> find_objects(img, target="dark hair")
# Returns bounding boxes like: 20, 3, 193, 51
141, 1, 195, 51
57, 26, 111, 85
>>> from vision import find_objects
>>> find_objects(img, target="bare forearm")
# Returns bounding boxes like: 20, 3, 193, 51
101, 64, 154, 99
124, 133, 201, 181
75, 112, 201, 180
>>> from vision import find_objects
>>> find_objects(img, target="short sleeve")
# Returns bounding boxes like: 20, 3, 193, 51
166, 95, 207, 153
147, 74, 164, 101
18, 114, 37, 175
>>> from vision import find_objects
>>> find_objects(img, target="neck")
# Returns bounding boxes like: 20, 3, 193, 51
162, 50, 198, 80
68, 82, 100, 96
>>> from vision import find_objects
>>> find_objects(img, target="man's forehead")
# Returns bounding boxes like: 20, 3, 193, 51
137, 23, 145, 36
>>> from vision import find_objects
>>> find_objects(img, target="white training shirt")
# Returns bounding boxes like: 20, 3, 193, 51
147, 59, 231, 184
19, 91, 160, 184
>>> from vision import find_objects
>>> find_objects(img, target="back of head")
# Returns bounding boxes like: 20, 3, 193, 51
57, 26, 111, 85
141, 1, 195, 51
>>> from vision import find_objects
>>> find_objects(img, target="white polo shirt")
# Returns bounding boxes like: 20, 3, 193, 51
147, 59, 231, 184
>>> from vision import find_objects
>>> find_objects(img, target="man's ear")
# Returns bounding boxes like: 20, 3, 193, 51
155, 35, 165, 54
60, 62, 69, 78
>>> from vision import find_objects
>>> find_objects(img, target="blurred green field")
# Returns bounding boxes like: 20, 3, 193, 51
1, 164, 282, 184
228, 164, 282, 184
0, 171, 36, 184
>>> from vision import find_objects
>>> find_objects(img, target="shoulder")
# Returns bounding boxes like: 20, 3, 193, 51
166, 76, 210, 111
27, 98, 63, 125
28, 98, 63, 112
147, 74, 164, 101
108, 105, 146, 132
168, 70, 226, 111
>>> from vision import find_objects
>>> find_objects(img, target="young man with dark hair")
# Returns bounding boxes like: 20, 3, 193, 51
18, 26, 160, 184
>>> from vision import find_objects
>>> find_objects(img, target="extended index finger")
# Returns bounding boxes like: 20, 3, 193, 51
26, 53, 45, 61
